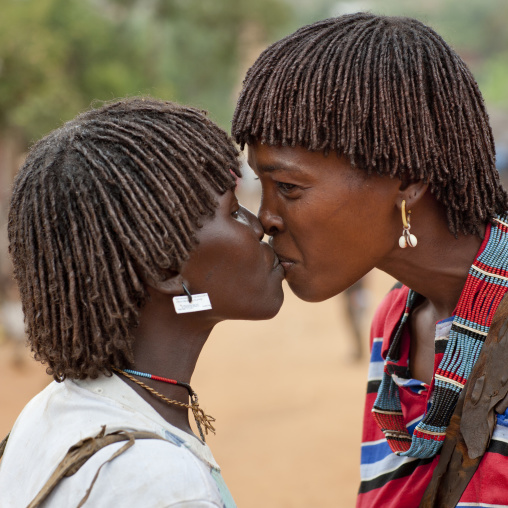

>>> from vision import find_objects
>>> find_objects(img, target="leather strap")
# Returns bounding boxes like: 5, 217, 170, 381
2, 426, 168, 508
420, 292, 508, 507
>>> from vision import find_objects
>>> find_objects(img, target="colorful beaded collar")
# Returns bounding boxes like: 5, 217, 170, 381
372, 214, 508, 458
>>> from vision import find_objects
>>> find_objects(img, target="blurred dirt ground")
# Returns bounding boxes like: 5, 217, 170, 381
0, 270, 394, 507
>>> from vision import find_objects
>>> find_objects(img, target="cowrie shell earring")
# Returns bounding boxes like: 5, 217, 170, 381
399, 200, 417, 248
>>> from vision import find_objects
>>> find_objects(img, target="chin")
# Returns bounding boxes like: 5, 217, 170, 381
287, 280, 337, 303
249, 290, 285, 320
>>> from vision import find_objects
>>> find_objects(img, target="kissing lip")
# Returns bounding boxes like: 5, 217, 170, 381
267, 239, 295, 272
276, 253, 296, 272
272, 252, 281, 269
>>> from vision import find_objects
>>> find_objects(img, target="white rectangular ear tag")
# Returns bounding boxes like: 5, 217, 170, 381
173, 293, 212, 314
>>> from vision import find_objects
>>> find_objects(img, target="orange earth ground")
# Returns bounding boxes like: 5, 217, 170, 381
0, 269, 395, 508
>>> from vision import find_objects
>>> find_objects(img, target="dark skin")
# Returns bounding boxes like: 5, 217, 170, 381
248, 143, 485, 385
122, 189, 284, 436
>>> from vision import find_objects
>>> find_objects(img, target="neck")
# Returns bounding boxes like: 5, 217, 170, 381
378, 197, 486, 319
123, 287, 215, 437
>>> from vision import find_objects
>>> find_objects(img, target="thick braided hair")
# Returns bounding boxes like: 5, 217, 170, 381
8, 97, 240, 381
233, 13, 508, 236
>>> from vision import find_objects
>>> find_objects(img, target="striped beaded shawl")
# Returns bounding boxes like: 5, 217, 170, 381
372, 214, 508, 458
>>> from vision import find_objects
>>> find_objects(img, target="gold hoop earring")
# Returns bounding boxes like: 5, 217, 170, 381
399, 200, 417, 248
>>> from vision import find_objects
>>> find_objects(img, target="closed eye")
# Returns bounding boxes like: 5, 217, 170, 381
276, 181, 298, 193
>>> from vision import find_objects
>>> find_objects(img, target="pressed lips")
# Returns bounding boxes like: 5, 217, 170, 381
272, 252, 281, 269
276, 254, 295, 272
268, 239, 295, 272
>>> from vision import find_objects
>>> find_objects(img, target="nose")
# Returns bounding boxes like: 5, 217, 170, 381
258, 200, 283, 236
242, 206, 264, 240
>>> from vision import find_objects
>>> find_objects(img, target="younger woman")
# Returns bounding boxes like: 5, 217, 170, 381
0, 98, 284, 507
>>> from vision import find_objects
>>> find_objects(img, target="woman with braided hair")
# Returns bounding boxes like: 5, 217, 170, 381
233, 13, 508, 507
0, 97, 284, 507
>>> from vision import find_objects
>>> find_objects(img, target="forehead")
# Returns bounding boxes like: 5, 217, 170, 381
247, 142, 354, 179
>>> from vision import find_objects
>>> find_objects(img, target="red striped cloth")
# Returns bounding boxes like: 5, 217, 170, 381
357, 283, 508, 507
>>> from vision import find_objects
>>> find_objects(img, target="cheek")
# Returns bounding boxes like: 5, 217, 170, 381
293, 210, 371, 276
209, 240, 265, 288
288, 205, 346, 257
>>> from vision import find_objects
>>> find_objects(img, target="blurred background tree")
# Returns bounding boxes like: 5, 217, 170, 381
0, 0, 292, 144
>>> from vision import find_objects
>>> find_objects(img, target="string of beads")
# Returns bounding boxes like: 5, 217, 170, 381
113, 367, 216, 442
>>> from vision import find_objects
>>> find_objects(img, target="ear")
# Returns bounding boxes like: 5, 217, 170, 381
144, 270, 186, 296
396, 179, 429, 211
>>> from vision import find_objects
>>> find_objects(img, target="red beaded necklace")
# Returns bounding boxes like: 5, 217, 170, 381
113, 367, 215, 442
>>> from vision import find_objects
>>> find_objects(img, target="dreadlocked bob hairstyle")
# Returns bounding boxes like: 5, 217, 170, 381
232, 13, 508, 236
8, 97, 240, 381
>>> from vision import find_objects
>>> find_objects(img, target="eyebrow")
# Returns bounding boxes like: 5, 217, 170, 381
255, 163, 304, 175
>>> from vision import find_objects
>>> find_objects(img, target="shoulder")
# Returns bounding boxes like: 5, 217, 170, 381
45, 436, 227, 507
1, 379, 228, 507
